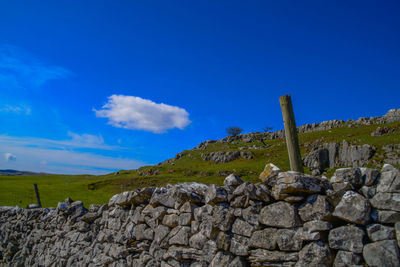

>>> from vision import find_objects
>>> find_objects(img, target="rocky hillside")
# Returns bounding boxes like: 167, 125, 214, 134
110, 108, 400, 191
1, 164, 399, 266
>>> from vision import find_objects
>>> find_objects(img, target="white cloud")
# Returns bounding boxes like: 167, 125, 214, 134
0, 104, 31, 115
94, 95, 191, 133
4, 152, 16, 162
0, 134, 145, 175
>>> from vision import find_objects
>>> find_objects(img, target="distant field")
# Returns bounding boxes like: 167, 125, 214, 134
1, 121, 399, 208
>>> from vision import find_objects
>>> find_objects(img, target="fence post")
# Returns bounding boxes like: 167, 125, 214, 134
33, 183, 42, 208
279, 95, 304, 173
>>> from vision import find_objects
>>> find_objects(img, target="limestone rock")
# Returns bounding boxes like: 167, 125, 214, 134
298, 194, 332, 222
332, 191, 371, 225
370, 192, 400, 212
224, 173, 244, 187
377, 169, 400, 193
328, 225, 365, 253
249, 228, 278, 250
363, 240, 400, 267
259, 202, 301, 228
333, 250, 361, 267
366, 224, 395, 242
205, 184, 228, 204
271, 171, 324, 200
296, 242, 333, 267
259, 163, 281, 182
232, 218, 255, 237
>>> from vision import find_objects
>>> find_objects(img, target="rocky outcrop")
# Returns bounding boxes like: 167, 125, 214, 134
1, 164, 400, 266
303, 140, 376, 174
200, 151, 253, 164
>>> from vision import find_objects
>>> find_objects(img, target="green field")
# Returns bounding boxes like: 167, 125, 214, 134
1, 121, 399, 208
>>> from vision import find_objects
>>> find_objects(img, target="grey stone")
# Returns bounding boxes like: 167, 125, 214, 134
133, 224, 154, 241
230, 234, 250, 256
396, 222, 400, 248
259, 163, 281, 182
249, 249, 298, 263
303, 220, 332, 233
377, 169, 400, 193
259, 202, 301, 228
230, 256, 248, 267
333, 250, 361, 267
249, 228, 278, 250
332, 191, 371, 225
296, 242, 333, 267
162, 214, 179, 228
276, 229, 302, 251
205, 184, 228, 204
366, 224, 395, 242
360, 167, 380, 186
371, 209, 400, 223
168, 226, 190, 246
189, 232, 207, 250
328, 225, 365, 253
178, 213, 192, 226
216, 231, 231, 251
363, 240, 400, 267
232, 218, 255, 237
370, 192, 400, 211
359, 185, 376, 199
271, 171, 324, 200
224, 173, 244, 187
298, 194, 332, 222
331, 168, 363, 190
209, 251, 233, 267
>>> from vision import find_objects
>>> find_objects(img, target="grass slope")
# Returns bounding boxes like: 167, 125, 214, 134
1, 121, 399, 208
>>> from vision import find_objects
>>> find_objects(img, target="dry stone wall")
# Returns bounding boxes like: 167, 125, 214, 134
1, 165, 400, 266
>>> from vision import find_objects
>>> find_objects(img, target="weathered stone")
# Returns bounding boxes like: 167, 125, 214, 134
154, 225, 170, 244
359, 185, 376, 199
216, 231, 231, 251
377, 169, 400, 193
332, 191, 371, 225
212, 204, 235, 231
298, 194, 332, 222
333, 250, 361, 267
249, 249, 298, 263
242, 205, 261, 225
209, 251, 233, 267
224, 173, 244, 187
259, 202, 301, 228
168, 226, 190, 246
230, 234, 250, 256
202, 240, 218, 263
370, 192, 400, 211
188, 232, 207, 250
396, 222, 400, 248
371, 209, 400, 223
303, 220, 332, 233
360, 167, 380, 186
232, 218, 255, 237
205, 184, 228, 204
150, 188, 175, 208
328, 225, 365, 253
259, 163, 281, 182
276, 229, 302, 251
178, 213, 192, 226
366, 224, 395, 242
339, 141, 375, 167
363, 240, 400, 267
230, 256, 248, 267
271, 172, 323, 200
162, 214, 179, 228
133, 224, 154, 241
179, 202, 198, 213
331, 168, 363, 190
296, 242, 333, 267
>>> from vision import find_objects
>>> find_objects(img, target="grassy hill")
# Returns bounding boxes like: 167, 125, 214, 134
1, 120, 399, 208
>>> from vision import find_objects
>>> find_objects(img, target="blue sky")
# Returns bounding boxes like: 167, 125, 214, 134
0, 1, 399, 174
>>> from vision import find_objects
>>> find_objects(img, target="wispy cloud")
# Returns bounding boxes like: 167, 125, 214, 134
0, 134, 144, 175
0, 104, 31, 115
94, 95, 191, 134
4, 152, 16, 162
0, 44, 71, 91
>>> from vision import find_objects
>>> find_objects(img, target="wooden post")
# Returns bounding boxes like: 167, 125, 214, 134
279, 95, 304, 173
33, 183, 42, 208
